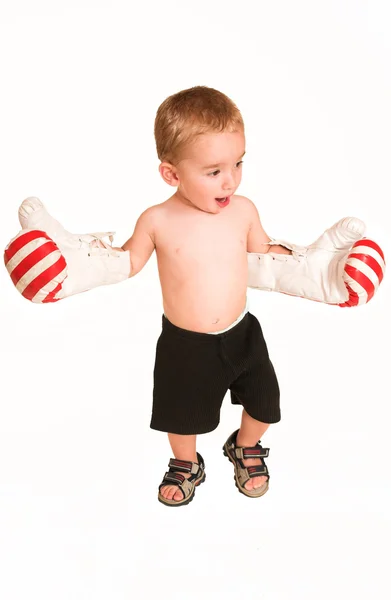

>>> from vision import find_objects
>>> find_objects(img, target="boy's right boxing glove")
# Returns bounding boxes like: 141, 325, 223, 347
4, 198, 131, 303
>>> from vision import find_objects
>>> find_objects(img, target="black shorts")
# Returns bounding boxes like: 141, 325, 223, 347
149, 310, 281, 435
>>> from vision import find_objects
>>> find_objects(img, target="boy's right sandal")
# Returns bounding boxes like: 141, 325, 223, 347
222, 429, 270, 498
158, 451, 206, 507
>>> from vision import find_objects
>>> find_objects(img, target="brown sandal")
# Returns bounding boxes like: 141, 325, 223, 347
158, 452, 206, 507
223, 429, 270, 498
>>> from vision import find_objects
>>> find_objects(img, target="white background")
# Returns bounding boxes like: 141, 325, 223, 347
0, 1, 390, 598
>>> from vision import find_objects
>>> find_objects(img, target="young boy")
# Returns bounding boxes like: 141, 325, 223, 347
120, 86, 291, 506
11, 85, 292, 507
8, 85, 384, 508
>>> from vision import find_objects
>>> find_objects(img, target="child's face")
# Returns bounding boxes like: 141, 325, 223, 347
168, 129, 245, 214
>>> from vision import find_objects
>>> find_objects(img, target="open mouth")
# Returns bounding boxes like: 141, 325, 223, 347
215, 196, 230, 206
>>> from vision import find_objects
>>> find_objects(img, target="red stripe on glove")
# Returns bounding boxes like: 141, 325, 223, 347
339, 283, 359, 307
344, 264, 375, 302
22, 256, 67, 301
10, 241, 58, 286
348, 252, 384, 284
353, 238, 385, 262
42, 282, 63, 303
4, 230, 52, 263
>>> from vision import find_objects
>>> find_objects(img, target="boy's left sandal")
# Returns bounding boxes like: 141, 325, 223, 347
158, 451, 206, 507
222, 429, 270, 498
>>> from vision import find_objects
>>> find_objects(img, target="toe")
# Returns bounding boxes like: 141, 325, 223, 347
160, 484, 184, 501
253, 476, 267, 489
167, 486, 177, 500
161, 485, 171, 499
169, 486, 179, 500
245, 476, 268, 490
173, 489, 184, 501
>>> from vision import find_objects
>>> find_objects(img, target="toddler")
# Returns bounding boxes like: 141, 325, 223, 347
119, 86, 291, 506
7, 87, 384, 507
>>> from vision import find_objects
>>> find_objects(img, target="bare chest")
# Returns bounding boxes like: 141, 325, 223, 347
152, 199, 250, 331
155, 200, 248, 275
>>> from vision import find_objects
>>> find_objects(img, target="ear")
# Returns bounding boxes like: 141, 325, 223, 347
158, 162, 180, 187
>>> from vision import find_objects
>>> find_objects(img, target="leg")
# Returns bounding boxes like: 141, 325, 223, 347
236, 408, 270, 491
159, 433, 198, 502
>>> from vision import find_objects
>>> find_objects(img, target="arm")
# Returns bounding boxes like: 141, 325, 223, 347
245, 197, 292, 255
113, 207, 156, 277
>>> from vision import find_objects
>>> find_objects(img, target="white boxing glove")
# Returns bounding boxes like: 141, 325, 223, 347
4, 197, 131, 303
247, 217, 385, 307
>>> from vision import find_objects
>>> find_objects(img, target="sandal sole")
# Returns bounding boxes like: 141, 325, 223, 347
157, 471, 206, 507
223, 445, 269, 498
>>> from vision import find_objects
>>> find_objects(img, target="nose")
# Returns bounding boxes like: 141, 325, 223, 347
222, 173, 236, 192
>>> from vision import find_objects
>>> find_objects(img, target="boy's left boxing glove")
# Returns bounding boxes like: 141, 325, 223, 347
4, 198, 131, 303
247, 217, 385, 307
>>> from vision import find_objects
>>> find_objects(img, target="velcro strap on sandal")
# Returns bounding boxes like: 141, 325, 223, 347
247, 464, 269, 478
169, 458, 199, 474
235, 446, 269, 459
163, 471, 186, 485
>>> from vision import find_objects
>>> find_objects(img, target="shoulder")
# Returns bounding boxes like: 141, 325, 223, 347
234, 194, 258, 211
134, 204, 162, 247
233, 195, 260, 230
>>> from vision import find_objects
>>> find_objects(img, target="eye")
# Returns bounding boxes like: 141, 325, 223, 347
207, 161, 244, 177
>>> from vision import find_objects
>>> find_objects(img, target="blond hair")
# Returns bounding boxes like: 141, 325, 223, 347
154, 85, 244, 165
